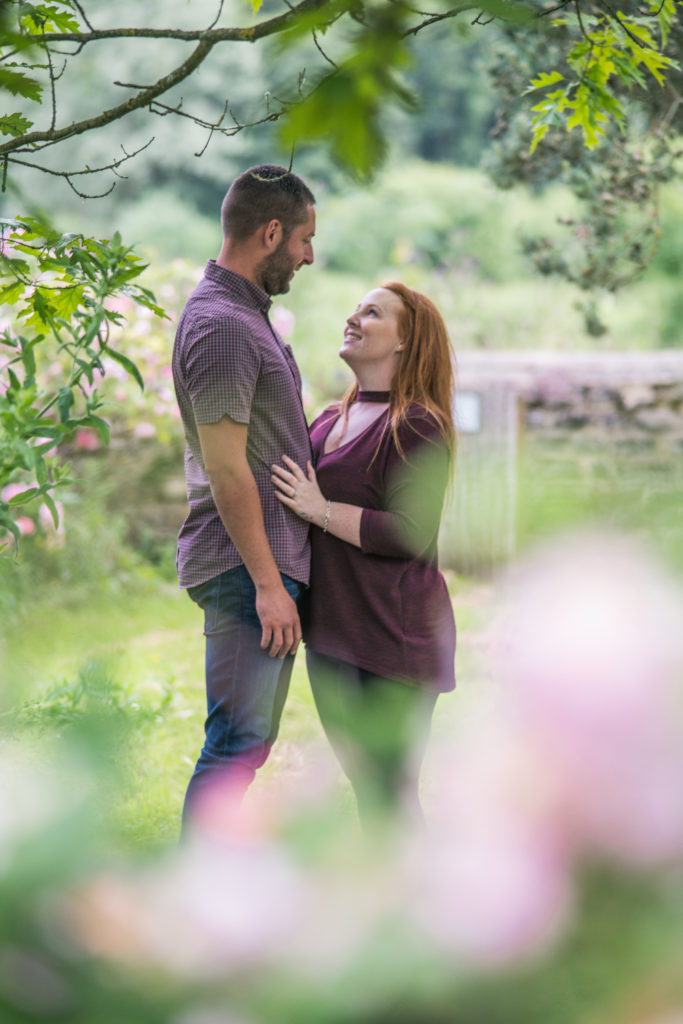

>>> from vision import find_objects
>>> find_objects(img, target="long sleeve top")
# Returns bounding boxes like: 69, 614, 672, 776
303, 402, 456, 691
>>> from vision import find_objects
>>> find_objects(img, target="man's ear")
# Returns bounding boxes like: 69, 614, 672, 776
263, 218, 283, 252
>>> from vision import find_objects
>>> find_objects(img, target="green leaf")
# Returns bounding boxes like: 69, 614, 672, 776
79, 414, 110, 444
103, 346, 145, 392
0, 282, 25, 305
475, 0, 534, 24
0, 113, 34, 137
19, 3, 80, 34
8, 487, 39, 506
0, 67, 42, 102
57, 386, 74, 423
526, 70, 564, 94
51, 284, 84, 319
41, 490, 60, 528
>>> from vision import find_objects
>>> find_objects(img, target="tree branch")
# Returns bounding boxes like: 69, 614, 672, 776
0, 0, 333, 158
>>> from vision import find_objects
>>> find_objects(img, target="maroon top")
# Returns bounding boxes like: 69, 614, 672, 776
304, 403, 456, 691
172, 262, 311, 588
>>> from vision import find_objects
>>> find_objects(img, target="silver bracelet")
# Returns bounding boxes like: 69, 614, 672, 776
322, 498, 331, 534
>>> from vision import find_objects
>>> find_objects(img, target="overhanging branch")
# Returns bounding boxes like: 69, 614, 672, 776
0, 0, 333, 159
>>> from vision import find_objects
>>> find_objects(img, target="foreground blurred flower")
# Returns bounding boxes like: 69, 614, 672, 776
496, 530, 683, 867
73, 428, 100, 452
63, 837, 306, 978
406, 529, 683, 967
408, 717, 574, 967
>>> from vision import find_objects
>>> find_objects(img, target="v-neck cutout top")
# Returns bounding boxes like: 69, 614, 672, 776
303, 402, 456, 691
322, 405, 389, 456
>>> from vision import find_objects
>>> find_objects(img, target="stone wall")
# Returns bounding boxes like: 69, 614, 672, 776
458, 350, 683, 454
443, 350, 683, 573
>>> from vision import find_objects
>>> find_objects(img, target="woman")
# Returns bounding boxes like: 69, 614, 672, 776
271, 282, 456, 828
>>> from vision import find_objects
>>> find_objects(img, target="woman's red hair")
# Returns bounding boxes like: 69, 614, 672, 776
339, 282, 456, 462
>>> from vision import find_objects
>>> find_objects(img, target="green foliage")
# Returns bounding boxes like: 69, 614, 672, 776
9, 657, 173, 730
0, 217, 166, 545
485, 7, 682, 334
279, 1, 417, 180
527, 2, 680, 152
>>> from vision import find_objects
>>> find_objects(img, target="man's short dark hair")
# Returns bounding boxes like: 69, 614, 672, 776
221, 164, 315, 243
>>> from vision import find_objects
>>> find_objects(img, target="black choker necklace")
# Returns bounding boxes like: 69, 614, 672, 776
356, 390, 390, 403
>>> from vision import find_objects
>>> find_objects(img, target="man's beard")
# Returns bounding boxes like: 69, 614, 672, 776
256, 238, 297, 296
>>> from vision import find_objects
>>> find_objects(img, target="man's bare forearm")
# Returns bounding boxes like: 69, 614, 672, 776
207, 463, 282, 590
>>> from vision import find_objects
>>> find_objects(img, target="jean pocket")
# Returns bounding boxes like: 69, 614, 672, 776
188, 568, 242, 635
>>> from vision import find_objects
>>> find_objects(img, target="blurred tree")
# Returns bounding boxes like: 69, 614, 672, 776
1, 0, 680, 194
484, 4, 682, 335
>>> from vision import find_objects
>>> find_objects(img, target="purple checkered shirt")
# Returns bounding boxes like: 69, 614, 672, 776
172, 261, 311, 588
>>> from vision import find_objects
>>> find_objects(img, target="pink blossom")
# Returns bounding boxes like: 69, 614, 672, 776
16, 516, 36, 535
105, 296, 134, 315
100, 357, 129, 381
408, 718, 574, 967
493, 530, 683, 866
74, 429, 100, 451
133, 422, 156, 439
65, 838, 306, 978
2, 482, 33, 502
271, 305, 295, 339
38, 501, 65, 547
161, 365, 173, 380
31, 436, 58, 457
409, 825, 572, 967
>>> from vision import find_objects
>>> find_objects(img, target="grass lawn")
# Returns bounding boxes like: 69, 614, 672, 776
0, 571, 491, 850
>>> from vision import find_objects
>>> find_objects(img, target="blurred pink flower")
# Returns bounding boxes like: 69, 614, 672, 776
105, 296, 134, 315
133, 422, 156, 439
2, 482, 33, 502
31, 436, 58, 457
271, 305, 295, 339
493, 531, 683, 866
39, 501, 66, 547
409, 717, 574, 967
65, 838, 306, 978
100, 357, 129, 381
16, 516, 35, 536
74, 429, 100, 451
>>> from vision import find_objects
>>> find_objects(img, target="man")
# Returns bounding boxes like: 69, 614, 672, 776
172, 164, 316, 830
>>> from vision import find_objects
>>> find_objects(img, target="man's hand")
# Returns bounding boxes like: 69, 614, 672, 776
256, 581, 302, 658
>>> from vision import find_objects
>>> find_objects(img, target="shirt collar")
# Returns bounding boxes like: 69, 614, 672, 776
204, 260, 272, 314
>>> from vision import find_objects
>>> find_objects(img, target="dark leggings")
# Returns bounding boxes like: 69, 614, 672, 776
306, 649, 438, 829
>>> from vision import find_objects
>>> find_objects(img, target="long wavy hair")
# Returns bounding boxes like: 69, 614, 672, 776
337, 282, 457, 463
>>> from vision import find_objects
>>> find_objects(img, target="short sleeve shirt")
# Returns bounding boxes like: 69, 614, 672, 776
172, 261, 311, 588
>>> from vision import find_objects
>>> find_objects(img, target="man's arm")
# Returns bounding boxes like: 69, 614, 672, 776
198, 415, 301, 659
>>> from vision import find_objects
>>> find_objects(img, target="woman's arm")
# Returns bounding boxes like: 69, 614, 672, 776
271, 411, 450, 557
271, 456, 363, 548
359, 433, 450, 558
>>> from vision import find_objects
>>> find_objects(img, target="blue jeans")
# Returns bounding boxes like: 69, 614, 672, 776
182, 565, 303, 828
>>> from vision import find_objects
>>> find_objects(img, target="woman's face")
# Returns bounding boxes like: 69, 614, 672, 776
340, 288, 405, 371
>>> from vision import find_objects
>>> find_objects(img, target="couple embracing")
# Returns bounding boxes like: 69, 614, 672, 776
172, 164, 456, 835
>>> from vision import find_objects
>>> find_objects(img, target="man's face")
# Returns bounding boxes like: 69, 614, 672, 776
257, 204, 315, 295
